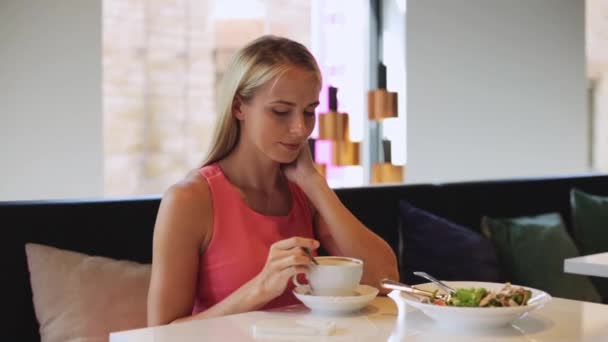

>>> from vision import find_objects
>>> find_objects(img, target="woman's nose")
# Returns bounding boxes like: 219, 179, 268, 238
289, 114, 307, 136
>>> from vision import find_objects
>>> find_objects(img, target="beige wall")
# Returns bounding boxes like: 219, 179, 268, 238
407, 0, 590, 183
588, 0, 608, 173
0, 0, 103, 201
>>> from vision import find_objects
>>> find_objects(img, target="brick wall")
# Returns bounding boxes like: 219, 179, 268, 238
103, 0, 311, 196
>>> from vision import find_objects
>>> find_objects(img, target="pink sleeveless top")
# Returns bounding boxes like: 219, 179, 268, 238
192, 163, 315, 314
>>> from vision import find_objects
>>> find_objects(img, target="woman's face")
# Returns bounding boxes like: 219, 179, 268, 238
236, 67, 321, 164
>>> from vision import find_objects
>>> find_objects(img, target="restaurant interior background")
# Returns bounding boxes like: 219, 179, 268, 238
0, 0, 607, 201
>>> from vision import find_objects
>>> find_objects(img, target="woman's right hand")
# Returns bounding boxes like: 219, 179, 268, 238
253, 237, 319, 302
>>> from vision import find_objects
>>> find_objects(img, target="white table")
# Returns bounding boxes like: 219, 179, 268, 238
565, 252, 608, 278
111, 295, 608, 341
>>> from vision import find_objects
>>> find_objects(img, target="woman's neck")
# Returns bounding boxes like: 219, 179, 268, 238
218, 140, 284, 194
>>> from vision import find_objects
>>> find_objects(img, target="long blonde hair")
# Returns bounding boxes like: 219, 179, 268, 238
203, 35, 322, 166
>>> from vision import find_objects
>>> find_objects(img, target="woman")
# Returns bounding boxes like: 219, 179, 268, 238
147, 35, 399, 326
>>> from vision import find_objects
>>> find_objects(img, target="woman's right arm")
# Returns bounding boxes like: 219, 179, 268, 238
147, 178, 212, 326
147, 176, 319, 326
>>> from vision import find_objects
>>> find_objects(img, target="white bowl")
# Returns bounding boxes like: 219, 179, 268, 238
293, 284, 379, 315
390, 281, 552, 329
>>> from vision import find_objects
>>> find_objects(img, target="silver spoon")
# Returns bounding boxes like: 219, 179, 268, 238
302, 247, 319, 265
380, 279, 450, 302
413, 271, 456, 294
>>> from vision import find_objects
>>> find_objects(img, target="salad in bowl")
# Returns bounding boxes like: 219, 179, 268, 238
390, 281, 551, 329
425, 283, 533, 307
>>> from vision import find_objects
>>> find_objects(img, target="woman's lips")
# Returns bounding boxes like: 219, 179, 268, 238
279, 142, 301, 151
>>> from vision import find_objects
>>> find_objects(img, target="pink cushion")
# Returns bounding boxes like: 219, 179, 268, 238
25, 243, 151, 342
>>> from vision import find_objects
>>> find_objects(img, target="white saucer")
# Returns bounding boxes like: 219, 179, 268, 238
293, 284, 379, 314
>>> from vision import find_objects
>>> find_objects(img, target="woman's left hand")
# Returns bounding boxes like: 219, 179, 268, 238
282, 143, 321, 188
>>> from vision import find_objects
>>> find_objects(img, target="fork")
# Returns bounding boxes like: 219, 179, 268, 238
380, 279, 451, 302
412, 271, 456, 294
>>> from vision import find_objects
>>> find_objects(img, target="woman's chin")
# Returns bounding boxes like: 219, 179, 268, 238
271, 152, 298, 164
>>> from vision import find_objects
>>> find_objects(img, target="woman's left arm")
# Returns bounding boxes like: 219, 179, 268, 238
299, 175, 400, 293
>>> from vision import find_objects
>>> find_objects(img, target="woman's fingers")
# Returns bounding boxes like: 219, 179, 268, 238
270, 253, 311, 272
271, 236, 319, 252
267, 246, 306, 262
279, 264, 308, 281
256, 239, 319, 300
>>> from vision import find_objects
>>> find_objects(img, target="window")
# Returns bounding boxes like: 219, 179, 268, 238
103, 0, 400, 196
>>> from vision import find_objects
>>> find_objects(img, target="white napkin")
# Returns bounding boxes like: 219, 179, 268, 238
252, 318, 336, 339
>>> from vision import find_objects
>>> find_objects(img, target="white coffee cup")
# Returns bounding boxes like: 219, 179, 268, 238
292, 256, 363, 296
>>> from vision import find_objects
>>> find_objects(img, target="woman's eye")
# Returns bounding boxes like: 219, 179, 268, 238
304, 111, 315, 116
272, 110, 289, 116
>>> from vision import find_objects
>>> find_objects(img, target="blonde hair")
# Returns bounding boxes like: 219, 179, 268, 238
203, 35, 322, 166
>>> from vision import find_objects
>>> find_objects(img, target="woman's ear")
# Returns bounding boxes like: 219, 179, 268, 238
233, 96, 245, 121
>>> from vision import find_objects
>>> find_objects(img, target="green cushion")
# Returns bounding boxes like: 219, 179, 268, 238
571, 189, 608, 254
570, 189, 608, 300
481, 212, 601, 302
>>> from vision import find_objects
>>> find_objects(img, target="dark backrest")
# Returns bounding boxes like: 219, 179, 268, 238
336, 174, 608, 284
3, 174, 608, 341
402, 175, 608, 236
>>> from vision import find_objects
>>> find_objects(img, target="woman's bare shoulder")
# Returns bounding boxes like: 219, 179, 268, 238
156, 168, 213, 242
165, 168, 211, 203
